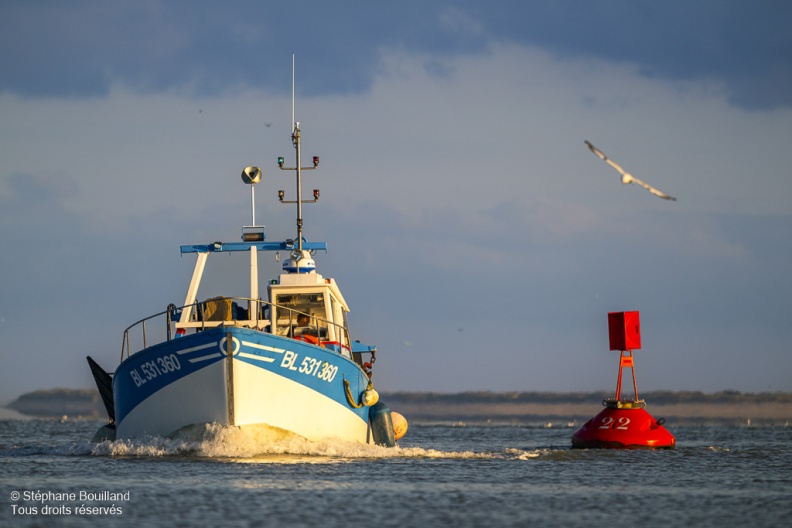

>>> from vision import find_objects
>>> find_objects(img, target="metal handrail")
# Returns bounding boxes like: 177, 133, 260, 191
120, 296, 352, 361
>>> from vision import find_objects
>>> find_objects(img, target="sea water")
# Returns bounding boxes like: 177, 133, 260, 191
1, 417, 790, 527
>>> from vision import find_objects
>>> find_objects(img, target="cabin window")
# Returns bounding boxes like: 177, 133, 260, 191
274, 293, 329, 338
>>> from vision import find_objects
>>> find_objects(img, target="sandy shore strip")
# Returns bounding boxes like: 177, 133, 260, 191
389, 401, 792, 424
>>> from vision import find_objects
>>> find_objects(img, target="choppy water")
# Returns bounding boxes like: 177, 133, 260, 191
1, 417, 790, 527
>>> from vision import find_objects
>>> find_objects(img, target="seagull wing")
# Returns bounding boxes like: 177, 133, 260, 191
627, 175, 677, 201
584, 140, 677, 201
585, 140, 629, 177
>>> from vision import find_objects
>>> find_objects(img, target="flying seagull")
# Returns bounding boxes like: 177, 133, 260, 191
584, 140, 677, 201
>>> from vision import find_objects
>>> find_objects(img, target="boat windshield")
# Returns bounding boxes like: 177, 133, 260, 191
274, 293, 329, 338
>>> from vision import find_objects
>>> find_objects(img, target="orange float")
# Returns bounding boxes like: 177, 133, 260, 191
571, 311, 676, 449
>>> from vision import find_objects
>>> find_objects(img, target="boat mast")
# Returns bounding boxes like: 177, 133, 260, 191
278, 54, 319, 259
294, 122, 303, 251
240, 165, 263, 317
293, 54, 301, 252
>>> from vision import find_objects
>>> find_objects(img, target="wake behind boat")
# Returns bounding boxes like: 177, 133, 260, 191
88, 102, 406, 447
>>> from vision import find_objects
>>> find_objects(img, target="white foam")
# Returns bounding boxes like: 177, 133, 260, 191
88, 423, 521, 460
706, 446, 730, 452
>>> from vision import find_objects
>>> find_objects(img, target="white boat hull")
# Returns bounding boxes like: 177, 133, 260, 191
114, 327, 373, 443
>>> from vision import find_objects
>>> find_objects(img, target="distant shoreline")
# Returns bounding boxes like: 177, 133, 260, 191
383, 391, 792, 425
385, 401, 792, 426
4, 388, 791, 426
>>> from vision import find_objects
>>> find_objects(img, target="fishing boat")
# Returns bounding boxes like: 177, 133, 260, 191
88, 106, 405, 446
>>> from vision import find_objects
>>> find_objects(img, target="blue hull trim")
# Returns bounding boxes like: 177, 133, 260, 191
114, 326, 372, 435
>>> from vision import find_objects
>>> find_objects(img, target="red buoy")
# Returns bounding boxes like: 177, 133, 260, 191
571, 401, 675, 449
571, 311, 675, 449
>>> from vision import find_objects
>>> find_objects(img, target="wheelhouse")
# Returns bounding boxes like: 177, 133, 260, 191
269, 270, 352, 357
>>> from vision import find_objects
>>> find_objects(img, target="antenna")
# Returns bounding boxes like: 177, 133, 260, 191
277, 54, 320, 258
291, 53, 295, 134
293, 53, 302, 252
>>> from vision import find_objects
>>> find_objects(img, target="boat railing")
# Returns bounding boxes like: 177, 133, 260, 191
121, 296, 351, 361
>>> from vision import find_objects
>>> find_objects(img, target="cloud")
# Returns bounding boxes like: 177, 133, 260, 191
1, 16, 792, 401
2, 2, 791, 109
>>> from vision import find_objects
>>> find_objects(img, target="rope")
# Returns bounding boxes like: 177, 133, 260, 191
344, 378, 374, 409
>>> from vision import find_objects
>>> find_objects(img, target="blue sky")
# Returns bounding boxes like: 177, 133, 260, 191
1, 1, 792, 403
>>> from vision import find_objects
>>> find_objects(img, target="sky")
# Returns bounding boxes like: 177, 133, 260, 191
1, 1, 792, 404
